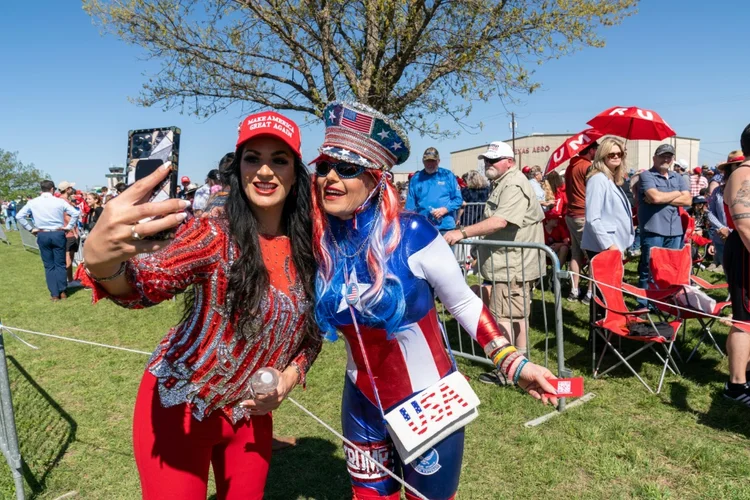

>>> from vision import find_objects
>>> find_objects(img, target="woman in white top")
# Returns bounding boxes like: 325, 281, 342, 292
582, 137, 635, 258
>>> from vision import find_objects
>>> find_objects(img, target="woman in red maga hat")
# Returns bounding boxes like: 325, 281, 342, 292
81, 111, 321, 499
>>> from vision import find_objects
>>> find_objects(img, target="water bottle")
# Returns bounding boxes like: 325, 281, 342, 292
250, 368, 279, 396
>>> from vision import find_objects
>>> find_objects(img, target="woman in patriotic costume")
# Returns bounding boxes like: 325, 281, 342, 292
312, 102, 558, 500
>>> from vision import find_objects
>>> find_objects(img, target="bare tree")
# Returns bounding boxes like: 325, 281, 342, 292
84, 0, 637, 136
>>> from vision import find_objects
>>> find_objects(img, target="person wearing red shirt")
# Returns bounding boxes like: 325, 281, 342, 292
544, 214, 570, 265
81, 111, 320, 499
564, 141, 598, 303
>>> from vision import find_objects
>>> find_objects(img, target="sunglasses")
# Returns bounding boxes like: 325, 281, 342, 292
315, 161, 365, 179
606, 152, 626, 159
484, 157, 513, 165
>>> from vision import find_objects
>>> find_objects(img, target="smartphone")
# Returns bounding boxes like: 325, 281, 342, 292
127, 127, 181, 239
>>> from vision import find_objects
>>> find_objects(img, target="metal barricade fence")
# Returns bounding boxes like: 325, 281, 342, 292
437, 239, 571, 411
0, 323, 26, 499
453, 202, 486, 264
18, 226, 38, 252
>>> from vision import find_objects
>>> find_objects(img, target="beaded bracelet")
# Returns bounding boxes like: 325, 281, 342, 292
513, 359, 529, 384
83, 262, 127, 282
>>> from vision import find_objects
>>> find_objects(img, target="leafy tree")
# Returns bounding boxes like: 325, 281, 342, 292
0, 149, 50, 201
84, 0, 637, 136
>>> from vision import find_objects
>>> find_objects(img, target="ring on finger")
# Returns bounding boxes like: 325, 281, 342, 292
131, 224, 143, 241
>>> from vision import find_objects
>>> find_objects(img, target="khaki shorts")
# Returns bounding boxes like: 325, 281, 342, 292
488, 279, 531, 321
565, 216, 585, 261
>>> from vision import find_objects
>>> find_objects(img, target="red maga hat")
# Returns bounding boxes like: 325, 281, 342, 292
236, 111, 302, 158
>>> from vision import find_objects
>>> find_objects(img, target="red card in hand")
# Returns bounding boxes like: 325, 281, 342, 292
546, 378, 584, 398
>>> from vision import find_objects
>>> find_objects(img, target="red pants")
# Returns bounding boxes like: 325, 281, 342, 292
133, 371, 273, 499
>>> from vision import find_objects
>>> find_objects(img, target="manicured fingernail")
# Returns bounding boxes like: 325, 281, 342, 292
180, 200, 191, 208
176, 212, 187, 221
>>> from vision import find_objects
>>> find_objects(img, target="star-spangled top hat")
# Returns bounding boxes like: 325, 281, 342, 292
311, 101, 410, 171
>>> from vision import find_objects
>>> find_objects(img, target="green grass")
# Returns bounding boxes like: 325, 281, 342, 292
0, 232, 748, 499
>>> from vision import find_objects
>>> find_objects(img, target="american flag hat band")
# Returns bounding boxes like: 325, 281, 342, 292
315, 101, 410, 170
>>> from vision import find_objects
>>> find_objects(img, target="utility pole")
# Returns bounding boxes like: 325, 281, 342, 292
510, 112, 518, 163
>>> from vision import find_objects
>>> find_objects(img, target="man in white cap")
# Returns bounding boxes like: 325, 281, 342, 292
444, 141, 543, 370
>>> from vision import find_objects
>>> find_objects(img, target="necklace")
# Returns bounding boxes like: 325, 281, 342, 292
329, 181, 385, 259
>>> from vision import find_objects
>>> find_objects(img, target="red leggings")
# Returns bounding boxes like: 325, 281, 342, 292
133, 371, 273, 500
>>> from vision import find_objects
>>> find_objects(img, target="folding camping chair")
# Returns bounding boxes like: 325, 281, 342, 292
648, 245, 730, 362
590, 250, 682, 394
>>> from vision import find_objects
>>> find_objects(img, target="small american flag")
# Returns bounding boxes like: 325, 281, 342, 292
341, 107, 374, 134
346, 283, 360, 305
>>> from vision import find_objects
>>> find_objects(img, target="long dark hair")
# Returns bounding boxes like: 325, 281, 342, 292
224, 149, 317, 339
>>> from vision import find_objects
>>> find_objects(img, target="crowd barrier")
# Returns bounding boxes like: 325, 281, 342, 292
440, 239, 572, 411
0, 323, 26, 500
18, 225, 38, 253
0, 227, 9, 245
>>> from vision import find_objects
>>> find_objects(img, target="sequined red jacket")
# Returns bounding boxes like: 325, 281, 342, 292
81, 217, 321, 422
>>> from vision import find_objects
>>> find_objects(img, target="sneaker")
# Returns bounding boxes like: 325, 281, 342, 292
567, 291, 579, 302
581, 294, 591, 306
722, 382, 750, 407
478, 372, 514, 386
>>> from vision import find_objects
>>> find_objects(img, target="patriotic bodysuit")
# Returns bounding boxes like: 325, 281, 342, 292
318, 202, 511, 500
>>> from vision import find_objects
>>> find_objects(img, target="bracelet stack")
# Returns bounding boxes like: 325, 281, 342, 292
487, 343, 528, 382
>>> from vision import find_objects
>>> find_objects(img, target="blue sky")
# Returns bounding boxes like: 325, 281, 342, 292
1, 1, 749, 189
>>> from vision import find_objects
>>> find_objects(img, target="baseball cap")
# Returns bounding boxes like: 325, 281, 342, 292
422, 147, 440, 161
522, 166, 531, 175
692, 196, 707, 205
236, 111, 302, 158
655, 144, 676, 156
478, 141, 514, 161
693, 167, 702, 175
58, 181, 75, 192
675, 159, 689, 171
181, 176, 191, 184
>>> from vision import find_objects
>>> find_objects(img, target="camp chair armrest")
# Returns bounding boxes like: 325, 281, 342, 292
622, 283, 646, 298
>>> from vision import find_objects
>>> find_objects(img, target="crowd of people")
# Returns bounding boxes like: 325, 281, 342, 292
4, 106, 750, 499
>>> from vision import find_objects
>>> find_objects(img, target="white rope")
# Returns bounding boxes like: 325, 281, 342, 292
1, 326, 152, 356
0, 324, 429, 499
569, 271, 739, 326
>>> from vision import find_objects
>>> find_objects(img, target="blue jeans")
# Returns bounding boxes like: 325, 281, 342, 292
712, 237, 725, 267
630, 226, 640, 252
5, 216, 17, 231
37, 231, 68, 298
637, 231, 683, 306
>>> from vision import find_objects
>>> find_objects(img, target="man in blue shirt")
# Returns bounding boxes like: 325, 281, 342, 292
637, 144, 692, 304
405, 147, 464, 234
5, 200, 18, 231
16, 180, 80, 301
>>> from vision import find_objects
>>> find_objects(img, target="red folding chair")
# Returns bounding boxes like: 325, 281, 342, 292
648, 245, 730, 361
590, 250, 682, 394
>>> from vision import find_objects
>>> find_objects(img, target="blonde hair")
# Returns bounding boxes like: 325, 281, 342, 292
587, 138, 627, 186
466, 169, 489, 189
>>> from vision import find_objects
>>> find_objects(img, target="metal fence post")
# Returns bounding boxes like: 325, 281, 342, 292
443, 239, 572, 412
0, 321, 26, 499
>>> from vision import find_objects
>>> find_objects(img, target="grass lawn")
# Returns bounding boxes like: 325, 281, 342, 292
0, 231, 748, 499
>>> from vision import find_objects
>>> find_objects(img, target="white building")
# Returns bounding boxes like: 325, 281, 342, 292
450, 133, 701, 177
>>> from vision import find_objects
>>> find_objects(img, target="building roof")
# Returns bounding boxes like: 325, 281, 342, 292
450, 133, 700, 155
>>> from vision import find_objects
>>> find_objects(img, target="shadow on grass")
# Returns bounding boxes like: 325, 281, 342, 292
207, 437, 350, 499
7, 356, 77, 498
668, 381, 750, 439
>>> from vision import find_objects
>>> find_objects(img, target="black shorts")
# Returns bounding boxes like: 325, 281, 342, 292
66, 237, 79, 253
724, 230, 750, 323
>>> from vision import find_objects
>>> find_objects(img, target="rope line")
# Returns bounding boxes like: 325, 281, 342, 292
569, 271, 739, 326
0, 324, 428, 500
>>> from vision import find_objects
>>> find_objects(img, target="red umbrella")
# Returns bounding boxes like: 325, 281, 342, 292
544, 128, 604, 174
586, 106, 676, 141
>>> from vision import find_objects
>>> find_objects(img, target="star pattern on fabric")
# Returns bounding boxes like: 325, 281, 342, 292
322, 146, 334, 152
328, 109, 337, 121
377, 129, 390, 140
338, 267, 371, 313
390, 141, 403, 151
340, 148, 352, 157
